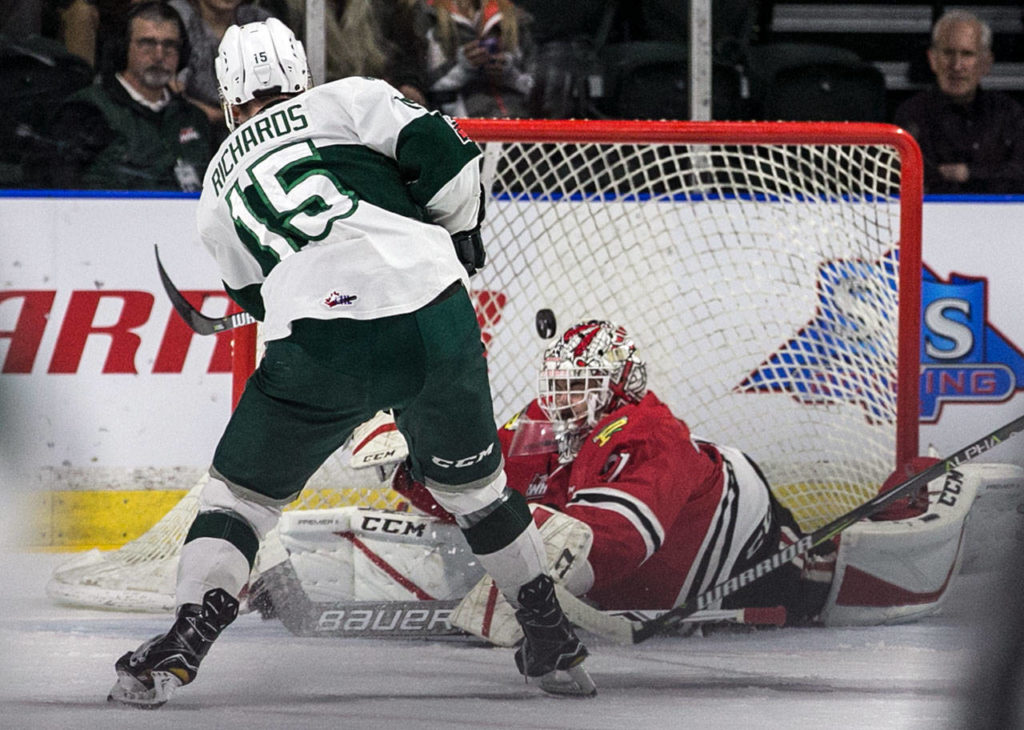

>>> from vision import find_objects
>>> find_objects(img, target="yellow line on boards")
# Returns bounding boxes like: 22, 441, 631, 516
26, 490, 188, 551
23, 486, 408, 551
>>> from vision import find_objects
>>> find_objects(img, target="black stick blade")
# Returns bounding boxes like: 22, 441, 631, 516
154, 245, 256, 335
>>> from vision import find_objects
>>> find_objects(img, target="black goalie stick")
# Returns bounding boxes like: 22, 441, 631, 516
623, 413, 1024, 643
154, 245, 257, 335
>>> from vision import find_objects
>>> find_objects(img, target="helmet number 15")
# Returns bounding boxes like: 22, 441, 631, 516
226, 140, 358, 261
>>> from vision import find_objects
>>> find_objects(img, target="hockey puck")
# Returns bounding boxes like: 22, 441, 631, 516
535, 308, 557, 339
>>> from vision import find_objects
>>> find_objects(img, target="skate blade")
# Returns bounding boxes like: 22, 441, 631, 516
538, 663, 597, 697
107, 670, 183, 709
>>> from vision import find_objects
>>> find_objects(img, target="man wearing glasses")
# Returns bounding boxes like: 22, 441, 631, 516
36, 1, 212, 191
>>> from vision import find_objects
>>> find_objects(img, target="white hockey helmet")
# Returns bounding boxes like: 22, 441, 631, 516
216, 17, 310, 131
537, 320, 647, 462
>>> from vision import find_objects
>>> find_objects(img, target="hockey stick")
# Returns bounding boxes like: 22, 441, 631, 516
555, 586, 785, 644
157, 247, 544, 339
270, 593, 777, 640
257, 561, 780, 641
154, 245, 257, 335
624, 413, 1024, 643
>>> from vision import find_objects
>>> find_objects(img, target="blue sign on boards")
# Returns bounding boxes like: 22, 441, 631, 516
919, 268, 1024, 422
736, 255, 1024, 423
735, 251, 899, 424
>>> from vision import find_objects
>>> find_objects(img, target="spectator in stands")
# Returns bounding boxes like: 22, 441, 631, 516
37, 1, 212, 190
279, 0, 428, 105
421, 0, 535, 118
167, 0, 275, 132
894, 10, 1024, 194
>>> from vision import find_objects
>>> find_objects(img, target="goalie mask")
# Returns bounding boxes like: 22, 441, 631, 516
537, 320, 647, 463
216, 18, 311, 132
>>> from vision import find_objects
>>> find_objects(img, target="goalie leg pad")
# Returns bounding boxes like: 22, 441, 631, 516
820, 467, 983, 626
957, 463, 1024, 574
274, 507, 484, 604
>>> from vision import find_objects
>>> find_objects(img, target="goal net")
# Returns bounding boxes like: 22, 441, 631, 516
47, 119, 922, 612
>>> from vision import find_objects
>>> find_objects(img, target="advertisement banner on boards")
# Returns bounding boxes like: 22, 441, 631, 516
2, 196, 1023, 491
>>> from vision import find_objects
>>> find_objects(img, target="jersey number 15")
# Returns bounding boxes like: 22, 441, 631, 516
227, 140, 358, 261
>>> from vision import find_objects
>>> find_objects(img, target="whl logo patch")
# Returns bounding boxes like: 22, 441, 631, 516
323, 290, 358, 308
179, 126, 201, 144
525, 473, 549, 498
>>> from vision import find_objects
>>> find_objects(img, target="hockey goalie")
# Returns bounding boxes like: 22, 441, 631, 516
260, 319, 1024, 643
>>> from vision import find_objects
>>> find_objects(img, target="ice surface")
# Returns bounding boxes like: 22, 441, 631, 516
0, 550, 1006, 730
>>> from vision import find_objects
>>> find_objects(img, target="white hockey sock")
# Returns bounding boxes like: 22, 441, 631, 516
176, 536, 251, 607
175, 475, 282, 607
473, 521, 547, 608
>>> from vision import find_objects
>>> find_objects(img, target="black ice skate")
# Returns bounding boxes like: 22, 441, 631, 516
513, 574, 596, 697
108, 587, 238, 709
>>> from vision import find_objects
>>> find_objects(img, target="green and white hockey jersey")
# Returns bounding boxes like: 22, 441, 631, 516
196, 76, 481, 343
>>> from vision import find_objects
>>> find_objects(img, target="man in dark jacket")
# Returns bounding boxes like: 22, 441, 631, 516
894, 10, 1024, 194
39, 1, 211, 191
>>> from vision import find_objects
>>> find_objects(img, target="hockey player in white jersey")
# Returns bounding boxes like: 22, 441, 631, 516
108, 18, 592, 707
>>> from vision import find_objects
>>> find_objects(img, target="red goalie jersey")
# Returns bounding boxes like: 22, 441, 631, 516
396, 392, 826, 621
498, 393, 817, 614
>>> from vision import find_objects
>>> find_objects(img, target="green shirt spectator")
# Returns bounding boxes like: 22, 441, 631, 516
38, 1, 212, 190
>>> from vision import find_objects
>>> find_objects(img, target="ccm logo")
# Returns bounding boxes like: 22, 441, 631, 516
358, 449, 398, 464
358, 516, 427, 537
937, 470, 963, 507
431, 443, 494, 468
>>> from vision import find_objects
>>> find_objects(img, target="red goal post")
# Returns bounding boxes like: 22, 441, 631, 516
230, 119, 922, 530
459, 118, 922, 486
